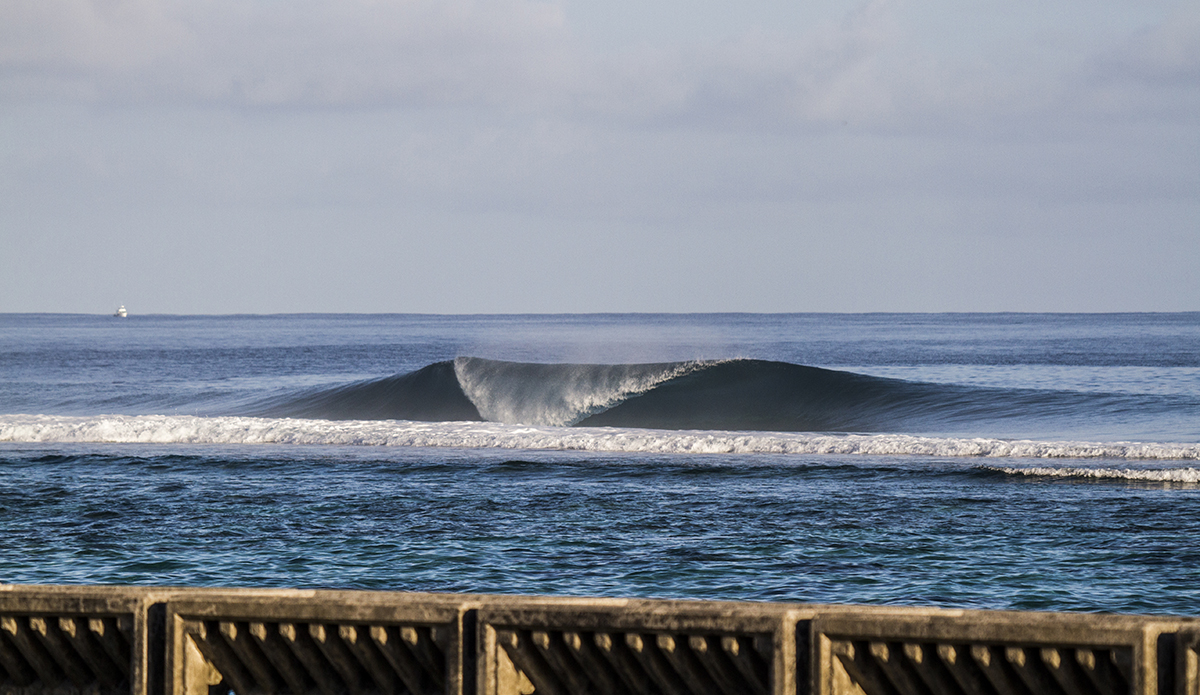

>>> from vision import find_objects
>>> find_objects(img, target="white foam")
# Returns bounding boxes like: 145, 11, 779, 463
2, 414, 1198, 461
984, 465, 1200, 483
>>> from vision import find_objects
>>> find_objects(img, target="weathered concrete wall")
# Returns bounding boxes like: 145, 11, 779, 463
1, 584, 1196, 695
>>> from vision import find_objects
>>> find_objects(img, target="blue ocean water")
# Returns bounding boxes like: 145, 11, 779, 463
1, 313, 1198, 614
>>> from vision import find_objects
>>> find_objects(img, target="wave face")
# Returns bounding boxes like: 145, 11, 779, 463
572, 359, 1188, 434
258, 361, 483, 422
252, 357, 1195, 439
575, 359, 954, 431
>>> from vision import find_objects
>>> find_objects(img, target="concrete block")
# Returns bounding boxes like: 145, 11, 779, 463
0, 585, 166, 695
475, 597, 806, 695
163, 589, 472, 695
809, 607, 1194, 695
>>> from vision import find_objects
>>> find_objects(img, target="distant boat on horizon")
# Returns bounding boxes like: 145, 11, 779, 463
114, 305, 127, 318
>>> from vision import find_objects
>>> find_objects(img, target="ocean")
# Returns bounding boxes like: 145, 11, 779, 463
1, 313, 1198, 615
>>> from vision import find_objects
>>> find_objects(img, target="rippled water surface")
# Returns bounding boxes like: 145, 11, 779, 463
1, 313, 1198, 615
3, 443, 1199, 614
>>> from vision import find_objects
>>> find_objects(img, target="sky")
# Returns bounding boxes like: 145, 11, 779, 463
1, 0, 1197, 314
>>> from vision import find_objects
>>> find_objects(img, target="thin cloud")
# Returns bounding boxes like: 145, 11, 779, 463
3, 0, 1194, 134
0, 0, 573, 106
1074, 6, 1200, 122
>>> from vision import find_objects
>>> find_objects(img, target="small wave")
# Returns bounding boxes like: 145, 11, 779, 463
983, 465, 1200, 483
3, 414, 1197, 460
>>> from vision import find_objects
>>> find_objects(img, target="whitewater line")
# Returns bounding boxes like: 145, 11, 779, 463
1, 414, 1198, 461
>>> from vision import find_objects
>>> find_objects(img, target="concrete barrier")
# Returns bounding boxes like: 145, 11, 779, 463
0, 585, 167, 695
1, 585, 1196, 695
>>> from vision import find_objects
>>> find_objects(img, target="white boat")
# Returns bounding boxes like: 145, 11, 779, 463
114, 305, 128, 318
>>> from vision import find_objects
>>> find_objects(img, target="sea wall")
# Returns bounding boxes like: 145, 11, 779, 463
1, 584, 1197, 695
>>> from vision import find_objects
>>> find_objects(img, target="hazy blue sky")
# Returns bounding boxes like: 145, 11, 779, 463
2, 0, 1197, 313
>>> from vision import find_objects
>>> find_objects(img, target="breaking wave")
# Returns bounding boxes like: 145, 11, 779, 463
453, 357, 709, 426
252, 357, 1194, 436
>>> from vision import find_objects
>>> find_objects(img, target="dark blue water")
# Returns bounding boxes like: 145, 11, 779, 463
1, 313, 1198, 614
